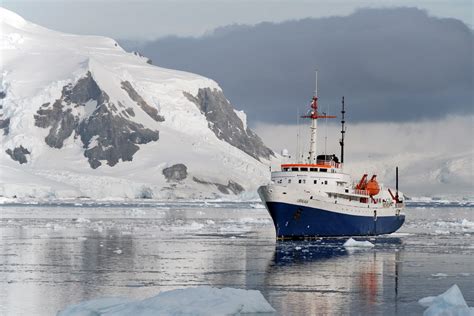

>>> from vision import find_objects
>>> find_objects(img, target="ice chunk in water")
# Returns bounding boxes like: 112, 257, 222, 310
418, 284, 474, 316
343, 238, 374, 248
58, 286, 275, 316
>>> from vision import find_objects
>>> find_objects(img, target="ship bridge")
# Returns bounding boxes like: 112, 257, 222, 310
280, 154, 341, 172
271, 154, 350, 189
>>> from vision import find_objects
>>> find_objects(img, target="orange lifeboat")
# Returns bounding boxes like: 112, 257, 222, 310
366, 175, 380, 196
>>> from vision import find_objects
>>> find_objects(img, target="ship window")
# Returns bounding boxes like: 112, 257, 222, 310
291, 167, 298, 171
298, 179, 302, 184
324, 180, 328, 185
288, 179, 291, 183
314, 180, 317, 184
303, 179, 306, 184
283, 168, 289, 172
310, 168, 318, 172
345, 189, 349, 193
300, 167, 308, 172
320, 168, 327, 173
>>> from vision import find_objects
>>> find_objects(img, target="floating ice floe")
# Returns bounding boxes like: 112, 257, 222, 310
74, 218, 91, 224
418, 284, 474, 316
57, 286, 275, 316
343, 238, 375, 248
431, 273, 448, 278
433, 219, 474, 233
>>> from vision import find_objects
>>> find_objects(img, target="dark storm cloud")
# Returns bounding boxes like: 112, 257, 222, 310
121, 8, 473, 124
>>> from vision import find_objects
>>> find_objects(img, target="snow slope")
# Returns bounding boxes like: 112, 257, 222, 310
0, 8, 274, 200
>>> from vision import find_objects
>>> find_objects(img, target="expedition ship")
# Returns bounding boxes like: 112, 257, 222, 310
258, 73, 405, 238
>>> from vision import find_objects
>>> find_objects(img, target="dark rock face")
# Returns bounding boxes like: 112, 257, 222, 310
0, 91, 9, 135
193, 177, 244, 195
162, 164, 188, 182
0, 117, 9, 135
35, 101, 78, 148
78, 103, 159, 168
34, 72, 160, 168
121, 81, 164, 122
184, 88, 273, 161
34, 72, 104, 148
132, 51, 153, 65
5, 146, 30, 164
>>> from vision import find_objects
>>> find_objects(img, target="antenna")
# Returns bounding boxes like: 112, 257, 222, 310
314, 70, 318, 97
339, 96, 346, 163
296, 107, 300, 163
324, 107, 328, 158
396, 166, 399, 201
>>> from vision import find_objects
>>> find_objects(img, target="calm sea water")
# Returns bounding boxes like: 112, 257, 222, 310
1, 202, 473, 315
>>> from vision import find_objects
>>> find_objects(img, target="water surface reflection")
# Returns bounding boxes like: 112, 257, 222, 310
261, 239, 403, 315
1, 205, 473, 315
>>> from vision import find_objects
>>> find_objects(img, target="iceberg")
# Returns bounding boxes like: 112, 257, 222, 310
58, 286, 275, 316
418, 284, 474, 316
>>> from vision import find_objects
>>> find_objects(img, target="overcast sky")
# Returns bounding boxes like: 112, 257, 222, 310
2, 0, 473, 40
126, 7, 473, 124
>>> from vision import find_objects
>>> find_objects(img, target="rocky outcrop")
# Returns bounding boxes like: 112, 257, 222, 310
193, 177, 244, 195
0, 90, 9, 135
78, 103, 159, 169
34, 72, 160, 168
162, 163, 188, 182
184, 88, 273, 161
34, 101, 78, 148
34, 73, 103, 148
5, 145, 30, 164
132, 51, 153, 65
121, 81, 164, 122
0, 117, 9, 135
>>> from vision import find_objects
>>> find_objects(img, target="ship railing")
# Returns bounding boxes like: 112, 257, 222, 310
353, 189, 369, 196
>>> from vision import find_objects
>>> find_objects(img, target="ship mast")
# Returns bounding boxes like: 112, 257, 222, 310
340, 96, 346, 164
302, 70, 336, 164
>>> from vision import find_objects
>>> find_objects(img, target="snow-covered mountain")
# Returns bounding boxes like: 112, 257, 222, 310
0, 8, 274, 200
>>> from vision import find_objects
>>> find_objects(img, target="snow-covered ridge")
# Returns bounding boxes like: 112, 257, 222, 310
0, 7, 26, 29
0, 8, 274, 200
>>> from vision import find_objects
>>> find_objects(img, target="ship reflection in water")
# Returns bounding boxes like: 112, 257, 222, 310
263, 238, 403, 315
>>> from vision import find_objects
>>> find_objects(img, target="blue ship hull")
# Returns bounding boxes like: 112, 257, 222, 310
265, 201, 405, 238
